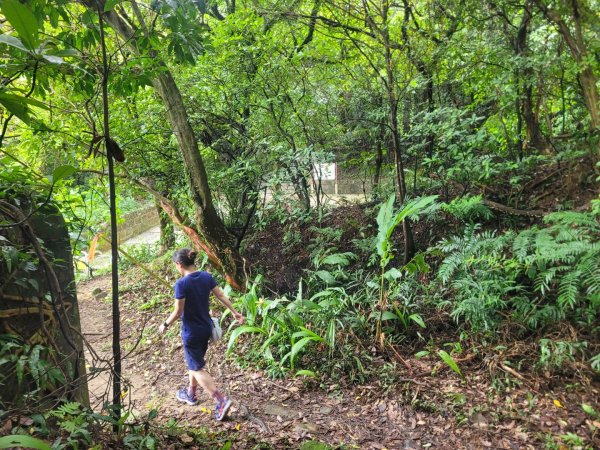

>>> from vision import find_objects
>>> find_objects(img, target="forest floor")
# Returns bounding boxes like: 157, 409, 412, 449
78, 272, 599, 449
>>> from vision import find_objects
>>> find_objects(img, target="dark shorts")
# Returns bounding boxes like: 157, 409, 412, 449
182, 329, 211, 371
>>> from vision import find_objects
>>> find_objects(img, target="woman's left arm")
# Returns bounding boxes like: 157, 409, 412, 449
159, 298, 185, 333
212, 287, 245, 324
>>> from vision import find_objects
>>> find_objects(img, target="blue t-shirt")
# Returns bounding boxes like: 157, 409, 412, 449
174, 271, 218, 339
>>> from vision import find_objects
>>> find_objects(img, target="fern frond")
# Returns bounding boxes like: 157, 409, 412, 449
50, 401, 81, 418
544, 211, 600, 231
557, 270, 582, 309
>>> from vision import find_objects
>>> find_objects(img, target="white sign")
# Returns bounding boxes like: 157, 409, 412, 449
314, 163, 336, 181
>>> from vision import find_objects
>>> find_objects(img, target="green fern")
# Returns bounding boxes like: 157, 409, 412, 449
557, 270, 582, 309
434, 208, 599, 331
544, 211, 600, 230
442, 195, 494, 222
50, 401, 82, 418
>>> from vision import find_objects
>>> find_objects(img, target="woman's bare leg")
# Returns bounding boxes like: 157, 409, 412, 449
188, 371, 198, 397
190, 369, 217, 397
190, 369, 231, 420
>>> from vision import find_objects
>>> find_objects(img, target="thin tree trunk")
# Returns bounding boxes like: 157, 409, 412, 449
372, 119, 385, 196
156, 199, 174, 254
97, 4, 121, 426
382, 1, 415, 264
421, 65, 435, 159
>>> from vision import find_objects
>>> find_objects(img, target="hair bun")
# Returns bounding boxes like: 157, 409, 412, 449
188, 251, 198, 262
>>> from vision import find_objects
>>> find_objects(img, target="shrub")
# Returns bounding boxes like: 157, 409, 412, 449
435, 209, 599, 332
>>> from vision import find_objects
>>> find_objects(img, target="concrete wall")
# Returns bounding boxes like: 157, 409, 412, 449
98, 205, 159, 251
315, 166, 395, 205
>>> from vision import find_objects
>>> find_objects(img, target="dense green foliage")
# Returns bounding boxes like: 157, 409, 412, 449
1, 0, 599, 447
436, 211, 599, 331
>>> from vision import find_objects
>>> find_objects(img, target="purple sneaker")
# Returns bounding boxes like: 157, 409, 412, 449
215, 397, 231, 421
176, 387, 197, 406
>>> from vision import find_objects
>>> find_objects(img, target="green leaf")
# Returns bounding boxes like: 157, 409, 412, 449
321, 253, 354, 267
414, 350, 430, 359
393, 195, 438, 228
438, 350, 464, 380
226, 325, 264, 351
383, 267, 402, 281
0, 0, 40, 50
376, 193, 395, 258
289, 336, 317, 368
0, 34, 29, 52
16, 354, 26, 384
104, 0, 120, 12
51, 165, 77, 183
325, 318, 336, 350
299, 440, 329, 450
0, 92, 47, 124
581, 403, 598, 418
145, 436, 156, 449
0, 93, 32, 123
315, 270, 335, 284
376, 311, 399, 321
29, 344, 41, 385
298, 327, 323, 340
404, 253, 430, 274
12, 94, 47, 109
409, 314, 426, 328
295, 369, 317, 377
41, 54, 64, 65
0, 435, 51, 450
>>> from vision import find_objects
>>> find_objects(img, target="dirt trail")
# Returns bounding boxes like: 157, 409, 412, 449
78, 275, 569, 449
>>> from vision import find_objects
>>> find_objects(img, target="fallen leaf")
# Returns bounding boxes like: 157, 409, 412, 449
180, 434, 194, 444
553, 399, 563, 408
1, 419, 12, 434
19, 417, 33, 426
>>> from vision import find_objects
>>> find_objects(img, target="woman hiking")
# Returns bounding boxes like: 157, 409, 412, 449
158, 248, 245, 421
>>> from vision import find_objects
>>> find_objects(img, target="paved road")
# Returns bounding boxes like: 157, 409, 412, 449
89, 226, 160, 271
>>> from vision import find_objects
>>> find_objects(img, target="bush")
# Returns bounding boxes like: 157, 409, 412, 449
434, 209, 600, 332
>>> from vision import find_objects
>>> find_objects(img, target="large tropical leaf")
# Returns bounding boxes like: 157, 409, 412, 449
0, 0, 40, 50
376, 193, 395, 258
0, 92, 47, 124
226, 325, 265, 351
0, 34, 29, 52
0, 435, 50, 450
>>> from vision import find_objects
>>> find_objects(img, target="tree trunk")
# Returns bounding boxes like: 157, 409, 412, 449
522, 84, 548, 152
156, 199, 175, 254
420, 64, 435, 159
80, 0, 247, 290
137, 179, 247, 291
372, 118, 386, 196
382, 2, 415, 264
149, 69, 248, 292
534, 0, 599, 137
579, 68, 600, 129
515, 4, 548, 154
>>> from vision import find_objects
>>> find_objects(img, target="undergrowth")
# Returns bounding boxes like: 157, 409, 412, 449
229, 196, 600, 381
